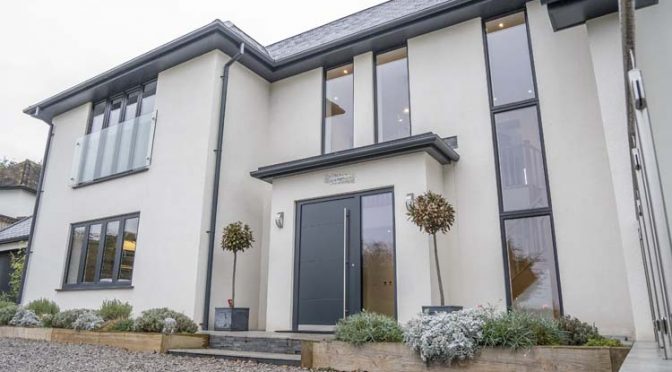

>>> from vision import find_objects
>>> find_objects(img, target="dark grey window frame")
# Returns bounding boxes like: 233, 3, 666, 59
322, 61, 355, 154
482, 9, 564, 315
373, 43, 413, 144
60, 212, 140, 291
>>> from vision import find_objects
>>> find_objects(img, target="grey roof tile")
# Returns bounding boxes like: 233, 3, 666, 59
0, 217, 32, 243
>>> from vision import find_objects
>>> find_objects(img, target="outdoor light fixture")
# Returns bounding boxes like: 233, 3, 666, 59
275, 212, 284, 228
405, 193, 415, 211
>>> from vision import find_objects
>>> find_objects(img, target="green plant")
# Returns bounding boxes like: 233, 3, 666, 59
72, 311, 104, 331
335, 311, 403, 346
134, 308, 197, 334
40, 313, 54, 328
406, 191, 455, 306
25, 298, 60, 316
99, 299, 132, 321
481, 311, 564, 350
557, 315, 600, 346
221, 221, 254, 307
585, 337, 623, 347
51, 309, 91, 329
9, 308, 41, 327
0, 300, 16, 309
0, 304, 19, 325
0, 250, 25, 302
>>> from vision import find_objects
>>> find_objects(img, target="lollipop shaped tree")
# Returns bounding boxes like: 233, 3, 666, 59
407, 191, 457, 312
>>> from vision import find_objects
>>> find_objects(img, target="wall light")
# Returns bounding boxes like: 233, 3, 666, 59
275, 212, 284, 228
405, 193, 415, 211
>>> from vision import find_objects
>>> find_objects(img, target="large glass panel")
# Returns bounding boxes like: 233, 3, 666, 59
140, 81, 157, 115
485, 13, 536, 106
99, 99, 123, 176
82, 224, 102, 282
99, 221, 119, 282
376, 47, 411, 142
119, 217, 139, 281
495, 106, 548, 211
505, 216, 560, 318
361, 192, 395, 317
65, 226, 86, 284
89, 102, 106, 133
324, 64, 354, 153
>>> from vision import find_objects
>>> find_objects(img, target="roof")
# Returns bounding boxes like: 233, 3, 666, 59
0, 160, 40, 193
250, 132, 459, 183
0, 217, 32, 244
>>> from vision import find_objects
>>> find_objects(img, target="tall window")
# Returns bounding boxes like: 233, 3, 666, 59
64, 213, 140, 288
375, 47, 411, 142
324, 64, 354, 153
485, 12, 561, 318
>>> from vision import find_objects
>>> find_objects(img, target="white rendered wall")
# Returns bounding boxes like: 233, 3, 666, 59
527, 1, 634, 336
21, 51, 224, 321
264, 153, 440, 331
407, 18, 506, 309
0, 189, 35, 218
353, 52, 375, 147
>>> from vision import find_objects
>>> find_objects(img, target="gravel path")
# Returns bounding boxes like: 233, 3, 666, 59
0, 337, 309, 372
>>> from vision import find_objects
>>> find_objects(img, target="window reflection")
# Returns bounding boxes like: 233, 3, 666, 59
485, 13, 536, 106
361, 192, 395, 317
66, 226, 86, 284
82, 224, 101, 282
324, 64, 354, 153
505, 216, 560, 318
376, 47, 411, 142
119, 217, 139, 281
99, 221, 119, 282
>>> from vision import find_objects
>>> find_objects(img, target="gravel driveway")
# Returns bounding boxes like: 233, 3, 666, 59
0, 337, 309, 372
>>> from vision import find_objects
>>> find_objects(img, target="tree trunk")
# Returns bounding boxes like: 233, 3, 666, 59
231, 252, 237, 308
433, 233, 446, 306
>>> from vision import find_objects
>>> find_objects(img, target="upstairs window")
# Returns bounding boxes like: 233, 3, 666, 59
324, 64, 354, 153
73, 81, 157, 186
375, 47, 411, 142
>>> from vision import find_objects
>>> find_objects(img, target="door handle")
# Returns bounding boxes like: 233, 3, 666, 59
343, 207, 349, 318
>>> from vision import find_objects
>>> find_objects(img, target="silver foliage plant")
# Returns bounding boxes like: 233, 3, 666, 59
404, 307, 495, 365
72, 310, 104, 331
162, 317, 177, 334
9, 308, 41, 327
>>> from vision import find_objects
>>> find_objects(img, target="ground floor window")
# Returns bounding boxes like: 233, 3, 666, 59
63, 213, 139, 288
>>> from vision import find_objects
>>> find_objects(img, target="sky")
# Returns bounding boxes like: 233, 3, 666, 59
0, 0, 385, 163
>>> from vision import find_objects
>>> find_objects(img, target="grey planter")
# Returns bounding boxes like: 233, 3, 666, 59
422, 305, 463, 315
214, 307, 249, 331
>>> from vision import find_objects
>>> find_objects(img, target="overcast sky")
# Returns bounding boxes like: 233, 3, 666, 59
0, 0, 384, 163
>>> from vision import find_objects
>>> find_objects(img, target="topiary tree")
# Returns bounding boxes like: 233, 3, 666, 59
407, 191, 455, 306
221, 222, 254, 308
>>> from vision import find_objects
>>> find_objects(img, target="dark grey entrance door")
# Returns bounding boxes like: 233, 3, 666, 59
294, 189, 397, 331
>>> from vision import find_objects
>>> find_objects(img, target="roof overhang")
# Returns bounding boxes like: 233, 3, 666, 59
25, 0, 529, 123
250, 132, 459, 183
542, 0, 658, 31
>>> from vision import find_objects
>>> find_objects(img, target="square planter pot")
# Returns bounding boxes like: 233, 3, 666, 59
214, 307, 249, 331
422, 305, 463, 315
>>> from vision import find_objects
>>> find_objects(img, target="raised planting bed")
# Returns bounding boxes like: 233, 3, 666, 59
0, 326, 208, 353
305, 341, 630, 372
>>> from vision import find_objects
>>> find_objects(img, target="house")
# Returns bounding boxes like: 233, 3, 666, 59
0, 159, 39, 229
18, 0, 671, 348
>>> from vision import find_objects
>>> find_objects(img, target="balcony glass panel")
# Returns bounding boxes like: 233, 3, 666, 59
71, 111, 156, 185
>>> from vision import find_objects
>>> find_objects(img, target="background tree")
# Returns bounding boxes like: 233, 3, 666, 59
407, 191, 455, 306
221, 222, 254, 308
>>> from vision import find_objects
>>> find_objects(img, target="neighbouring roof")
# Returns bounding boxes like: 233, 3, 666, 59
0, 217, 32, 244
250, 132, 459, 183
0, 160, 40, 193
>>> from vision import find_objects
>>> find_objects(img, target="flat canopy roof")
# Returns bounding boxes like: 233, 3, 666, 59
250, 132, 459, 183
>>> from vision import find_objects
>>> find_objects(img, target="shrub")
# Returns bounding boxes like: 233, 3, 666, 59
25, 298, 60, 316
134, 308, 197, 334
9, 308, 41, 327
585, 337, 623, 347
557, 315, 600, 346
72, 310, 104, 331
99, 299, 132, 321
40, 313, 54, 328
404, 307, 490, 364
335, 311, 403, 346
0, 304, 19, 325
101, 318, 135, 332
52, 309, 91, 329
481, 311, 564, 350
0, 251, 25, 302
162, 318, 177, 334
0, 300, 16, 309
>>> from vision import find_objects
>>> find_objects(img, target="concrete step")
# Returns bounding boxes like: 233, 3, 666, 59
208, 334, 303, 355
168, 348, 301, 366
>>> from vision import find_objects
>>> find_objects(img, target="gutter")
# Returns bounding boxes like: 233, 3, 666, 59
201, 43, 246, 330
17, 107, 54, 304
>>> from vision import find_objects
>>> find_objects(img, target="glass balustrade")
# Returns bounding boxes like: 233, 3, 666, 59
71, 111, 156, 185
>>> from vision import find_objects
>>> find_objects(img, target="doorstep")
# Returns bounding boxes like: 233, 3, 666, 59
619, 341, 672, 372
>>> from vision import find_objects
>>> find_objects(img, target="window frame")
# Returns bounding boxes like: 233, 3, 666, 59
373, 43, 413, 144
482, 9, 564, 316
85, 80, 157, 134
60, 212, 140, 291
322, 61, 355, 154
